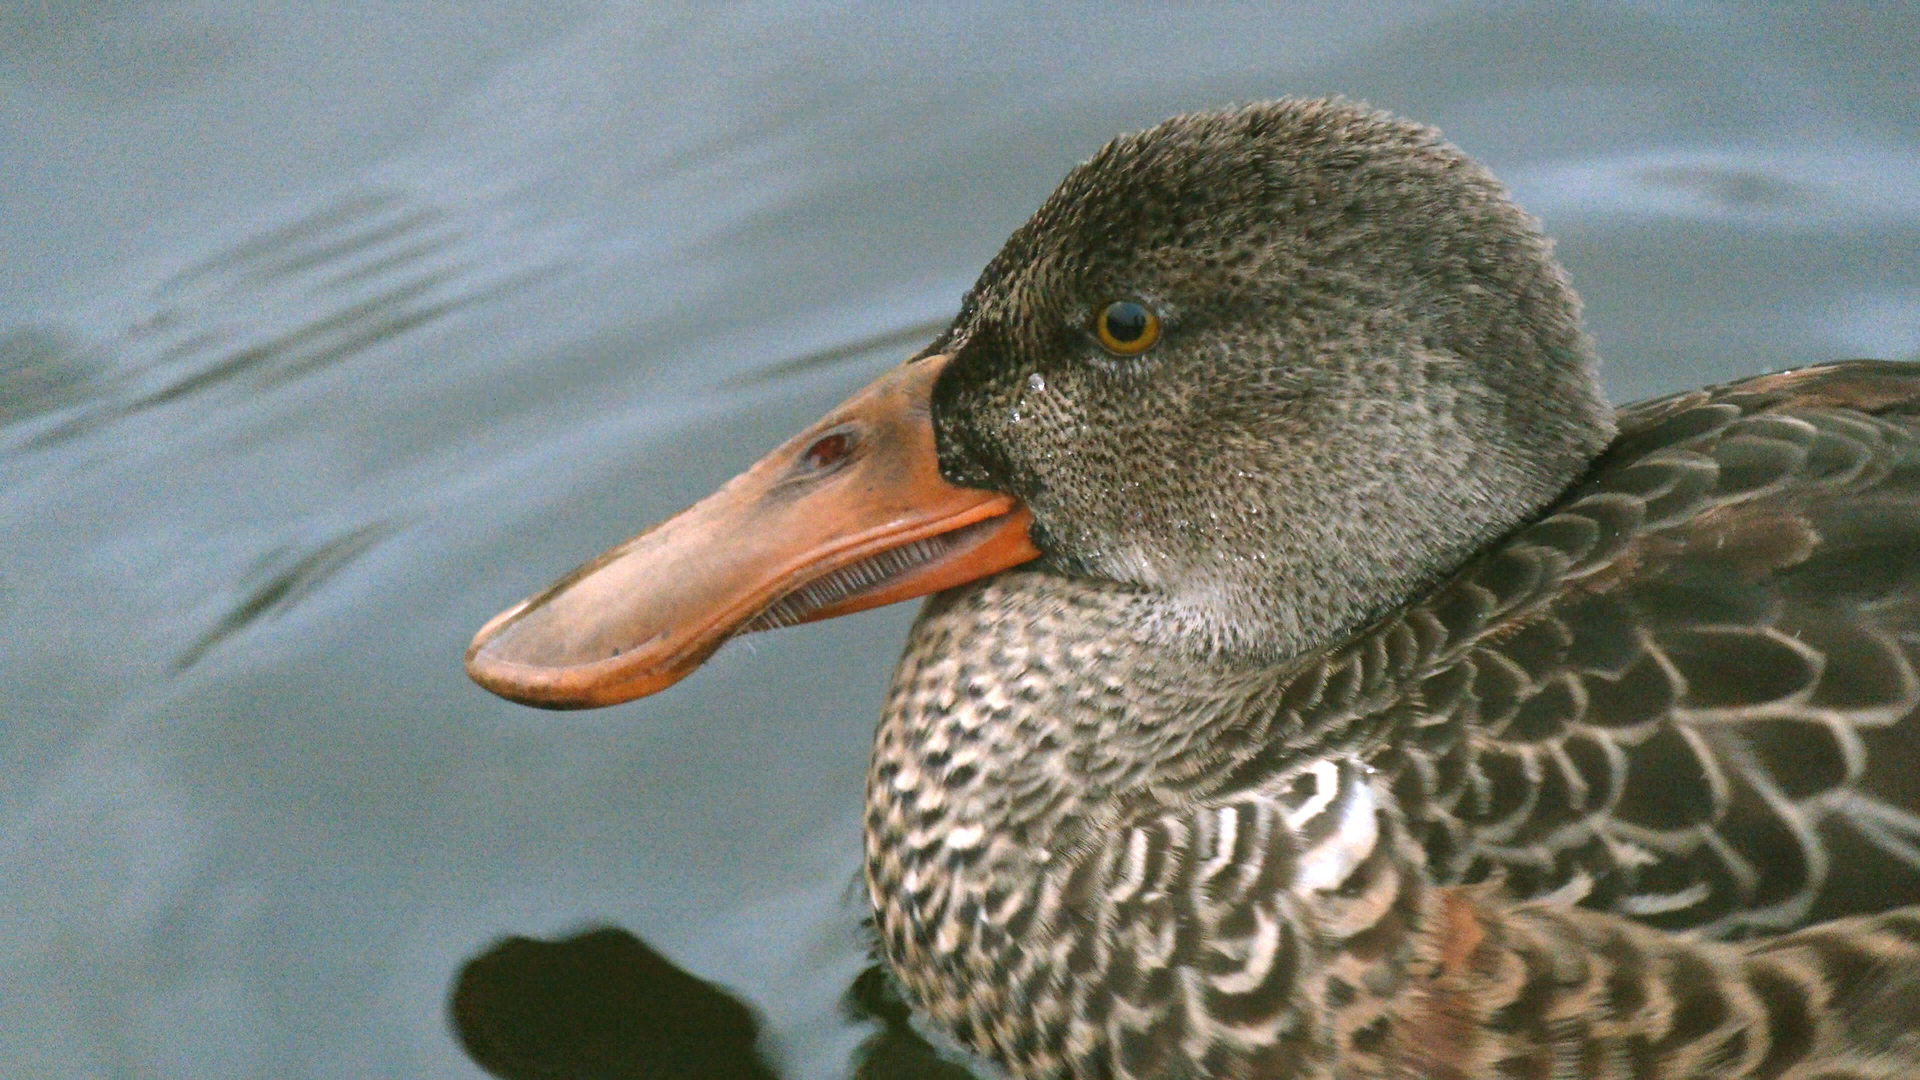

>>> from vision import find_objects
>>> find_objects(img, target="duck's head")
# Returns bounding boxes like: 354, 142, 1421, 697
467, 98, 1615, 709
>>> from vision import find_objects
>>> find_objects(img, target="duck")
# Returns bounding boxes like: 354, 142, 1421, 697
464, 98, 1920, 1077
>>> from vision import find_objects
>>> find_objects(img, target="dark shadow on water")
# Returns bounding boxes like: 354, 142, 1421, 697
450, 925, 985, 1080
842, 962, 984, 1080
451, 926, 780, 1080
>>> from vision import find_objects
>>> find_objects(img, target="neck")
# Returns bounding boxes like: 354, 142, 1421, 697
871, 572, 1268, 842
862, 546, 1473, 859
861, 573, 1235, 1020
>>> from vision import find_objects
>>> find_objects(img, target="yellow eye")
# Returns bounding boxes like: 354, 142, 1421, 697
1093, 300, 1160, 355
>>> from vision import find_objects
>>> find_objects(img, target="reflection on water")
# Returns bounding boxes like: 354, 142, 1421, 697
453, 926, 781, 1080
2, 2, 1917, 1077
451, 924, 988, 1080
841, 962, 989, 1080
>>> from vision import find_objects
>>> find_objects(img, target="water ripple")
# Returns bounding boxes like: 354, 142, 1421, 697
175, 521, 395, 670
13, 183, 570, 449
732, 316, 952, 388
1507, 144, 1920, 229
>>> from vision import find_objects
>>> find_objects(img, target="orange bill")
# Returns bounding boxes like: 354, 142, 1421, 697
465, 353, 1040, 708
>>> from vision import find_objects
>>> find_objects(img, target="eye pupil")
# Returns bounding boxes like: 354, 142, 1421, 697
1095, 300, 1161, 355
1104, 303, 1148, 342
804, 431, 853, 469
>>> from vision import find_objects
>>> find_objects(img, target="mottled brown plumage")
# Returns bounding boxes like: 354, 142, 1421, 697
859, 101, 1920, 1077
1392, 888, 1920, 1080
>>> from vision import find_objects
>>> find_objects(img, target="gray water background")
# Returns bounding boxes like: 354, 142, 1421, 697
3, 3, 1917, 1076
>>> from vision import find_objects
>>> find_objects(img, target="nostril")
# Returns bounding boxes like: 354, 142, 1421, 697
803, 430, 855, 470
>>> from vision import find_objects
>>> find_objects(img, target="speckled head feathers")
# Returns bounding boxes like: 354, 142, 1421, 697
928, 98, 1616, 659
